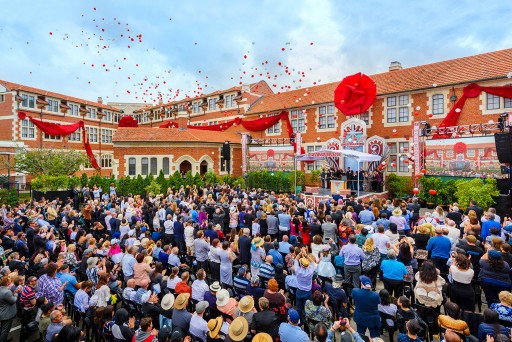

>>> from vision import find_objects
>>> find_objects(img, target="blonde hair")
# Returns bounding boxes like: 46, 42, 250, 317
363, 238, 375, 252
498, 291, 512, 306
68, 244, 76, 252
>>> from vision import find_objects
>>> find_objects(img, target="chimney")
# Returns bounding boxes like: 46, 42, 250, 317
97, 96, 103, 104
159, 98, 163, 105
389, 61, 402, 71
241, 83, 250, 93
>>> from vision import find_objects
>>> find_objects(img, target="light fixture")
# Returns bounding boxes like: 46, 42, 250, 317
450, 87, 457, 103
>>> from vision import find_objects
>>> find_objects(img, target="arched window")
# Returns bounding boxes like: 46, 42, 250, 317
128, 158, 136, 176
141, 157, 148, 175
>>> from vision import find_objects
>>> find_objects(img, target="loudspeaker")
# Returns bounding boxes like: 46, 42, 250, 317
494, 132, 512, 163
221, 142, 231, 161
494, 194, 511, 218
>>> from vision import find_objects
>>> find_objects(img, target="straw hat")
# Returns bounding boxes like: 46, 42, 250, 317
252, 333, 273, 342
121, 219, 128, 226
209, 281, 221, 292
238, 295, 254, 313
174, 293, 190, 310
228, 317, 249, 342
251, 237, 264, 247
216, 289, 230, 307
160, 293, 175, 311
208, 317, 223, 338
87, 257, 99, 268
299, 257, 310, 268
392, 208, 402, 216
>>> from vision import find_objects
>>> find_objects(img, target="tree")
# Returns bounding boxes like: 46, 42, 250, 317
145, 180, 161, 196
15, 148, 88, 176
193, 173, 204, 188
156, 170, 168, 192
455, 178, 499, 210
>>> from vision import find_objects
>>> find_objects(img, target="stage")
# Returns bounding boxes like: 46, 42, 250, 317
302, 186, 389, 207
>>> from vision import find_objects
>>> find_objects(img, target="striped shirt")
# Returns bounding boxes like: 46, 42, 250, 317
259, 263, 275, 279
20, 285, 36, 308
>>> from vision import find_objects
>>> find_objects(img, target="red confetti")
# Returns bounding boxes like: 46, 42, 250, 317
49, 32, 52, 35
310, 42, 314, 45
93, 7, 96, 10
281, 48, 285, 51
243, 55, 247, 59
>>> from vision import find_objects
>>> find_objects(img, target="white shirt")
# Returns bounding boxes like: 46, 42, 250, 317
372, 232, 391, 254
167, 276, 181, 290
189, 314, 209, 342
158, 208, 166, 221
120, 224, 130, 237
191, 279, 209, 301
123, 287, 137, 301
164, 220, 174, 234
185, 225, 195, 246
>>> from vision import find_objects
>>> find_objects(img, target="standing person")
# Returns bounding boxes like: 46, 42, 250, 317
426, 226, 452, 274
194, 231, 210, 271
219, 241, 235, 286
339, 235, 365, 289
464, 201, 484, 222
293, 247, 316, 318
238, 228, 252, 266
0, 276, 21, 342
352, 275, 381, 338
174, 215, 186, 254
321, 216, 337, 244
362, 238, 381, 290
449, 254, 475, 312
381, 249, 408, 298
278, 209, 291, 241
250, 237, 266, 277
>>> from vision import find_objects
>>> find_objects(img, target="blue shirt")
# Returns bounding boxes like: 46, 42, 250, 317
278, 214, 291, 229
481, 220, 501, 242
74, 289, 89, 313
268, 249, 284, 266
57, 272, 78, 295
381, 259, 408, 281
279, 323, 309, 342
359, 210, 375, 225
259, 263, 275, 279
168, 254, 181, 267
339, 243, 365, 266
122, 253, 136, 277
294, 260, 316, 291
426, 235, 452, 259
159, 250, 169, 267
278, 241, 292, 254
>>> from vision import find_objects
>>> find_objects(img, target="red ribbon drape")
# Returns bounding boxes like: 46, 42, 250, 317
17, 112, 100, 170
158, 111, 305, 153
440, 82, 512, 127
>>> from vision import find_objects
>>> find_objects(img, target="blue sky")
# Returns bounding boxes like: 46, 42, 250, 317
0, 0, 511, 105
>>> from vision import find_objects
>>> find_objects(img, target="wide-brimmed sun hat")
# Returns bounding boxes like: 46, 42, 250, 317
238, 295, 254, 313
228, 317, 249, 342
208, 316, 223, 338
173, 293, 190, 310
160, 293, 175, 311
251, 237, 264, 247
392, 208, 402, 216
216, 289, 230, 307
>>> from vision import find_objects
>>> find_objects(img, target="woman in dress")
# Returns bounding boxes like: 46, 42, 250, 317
218, 241, 235, 286
250, 237, 266, 277
208, 238, 222, 282
317, 247, 336, 281
449, 254, 475, 312
362, 238, 380, 290
414, 260, 445, 309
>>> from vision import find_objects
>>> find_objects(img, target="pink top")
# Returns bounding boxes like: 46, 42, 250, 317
133, 262, 152, 286
218, 298, 238, 318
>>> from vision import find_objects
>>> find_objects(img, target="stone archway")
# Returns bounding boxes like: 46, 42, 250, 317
179, 160, 192, 174
200, 160, 209, 175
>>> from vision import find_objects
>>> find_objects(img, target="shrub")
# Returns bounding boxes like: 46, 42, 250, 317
387, 173, 413, 198
309, 170, 321, 186
31, 175, 70, 193
144, 180, 162, 196
455, 178, 499, 210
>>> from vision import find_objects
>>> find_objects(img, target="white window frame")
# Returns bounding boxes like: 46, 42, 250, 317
68, 128, 82, 143
101, 155, 113, 168
208, 98, 217, 111
141, 157, 149, 175
85, 127, 98, 143
47, 99, 59, 112
21, 94, 35, 109
150, 157, 158, 175
306, 145, 323, 171
20, 119, 36, 139
384, 94, 411, 127
87, 107, 98, 119
225, 94, 236, 108
101, 128, 113, 144
432, 94, 444, 115
290, 110, 305, 133
128, 157, 136, 176
193, 101, 202, 114
69, 104, 79, 116
43, 132, 62, 141
162, 157, 170, 175
318, 104, 336, 130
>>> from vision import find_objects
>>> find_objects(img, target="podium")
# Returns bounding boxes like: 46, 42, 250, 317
330, 180, 347, 193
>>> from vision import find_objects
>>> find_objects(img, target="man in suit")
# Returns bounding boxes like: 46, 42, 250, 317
464, 200, 484, 222
238, 228, 252, 265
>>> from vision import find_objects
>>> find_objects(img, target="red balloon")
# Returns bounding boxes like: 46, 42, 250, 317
421, 168, 427, 173
412, 188, 419, 194
429, 189, 437, 195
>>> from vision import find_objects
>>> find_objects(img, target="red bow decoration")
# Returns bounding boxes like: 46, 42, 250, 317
334, 72, 377, 116
118, 116, 139, 127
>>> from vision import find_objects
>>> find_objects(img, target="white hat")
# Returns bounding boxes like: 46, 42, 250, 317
133, 240, 141, 246
216, 289, 230, 307
161, 293, 175, 311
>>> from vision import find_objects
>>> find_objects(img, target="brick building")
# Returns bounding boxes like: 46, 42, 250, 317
1, 48, 512, 183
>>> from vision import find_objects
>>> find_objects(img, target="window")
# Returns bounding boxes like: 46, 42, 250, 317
398, 142, 410, 172
101, 129, 112, 144
162, 157, 170, 175
44, 133, 61, 140
208, 121, 218, 126
208, 98, 217, 111
101, 155, 112, 168
306, 146, 322, 170
22, 94, 35, 108
267, 122, 280, 134
0, 94, 4, 102
104, 111, 112, 122
150, 158, 158, 175
141, 158, 149, 175
87, 107, 98, 119
486, 94, 500, 110
432, 94, 444, 115
86, 127, 98, 143
387, 143, 397, 172
225, 94, 236, 108
113, 113, 121, 123
505, 97, 512, 108
290, 110, 305, 132
387, 95, 409, 123
68, 128, 81, 142
128, 158, 136, 175
318, 104, 335, 129
193, 101, 202, 114
359, 112, 370, 125
69, 104, 79, 116
47, 99, 59, 112
446, 150, 454, 158
21, 119, 35, 139
466, 149, 475, 157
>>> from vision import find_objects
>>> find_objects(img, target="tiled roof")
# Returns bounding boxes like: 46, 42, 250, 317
247, 48, 512, 114
113, 127, 242, 144
0, 80, 121, 111
134, 80, 273, 113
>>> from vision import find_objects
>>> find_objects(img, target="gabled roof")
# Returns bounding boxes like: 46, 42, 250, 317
247, 48, 512, 114
0, 80, 121, 111
113, 127, 242, 144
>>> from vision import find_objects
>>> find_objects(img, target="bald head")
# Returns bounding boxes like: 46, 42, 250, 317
127, 279, 136, 288
282, 235, 289, 242
265, 255, 273, 264
140, 279, 149, 289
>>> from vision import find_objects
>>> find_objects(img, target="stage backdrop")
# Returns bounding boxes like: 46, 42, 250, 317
425, 136, 506, 179
247, 145, 296, 171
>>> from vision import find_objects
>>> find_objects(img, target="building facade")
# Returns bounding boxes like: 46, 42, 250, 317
1, 48, 512, 183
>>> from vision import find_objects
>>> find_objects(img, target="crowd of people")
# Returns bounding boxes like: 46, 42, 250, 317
0, 183, 511, 342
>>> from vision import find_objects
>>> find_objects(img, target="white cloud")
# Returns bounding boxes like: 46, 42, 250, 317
455, 35, 488, 53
